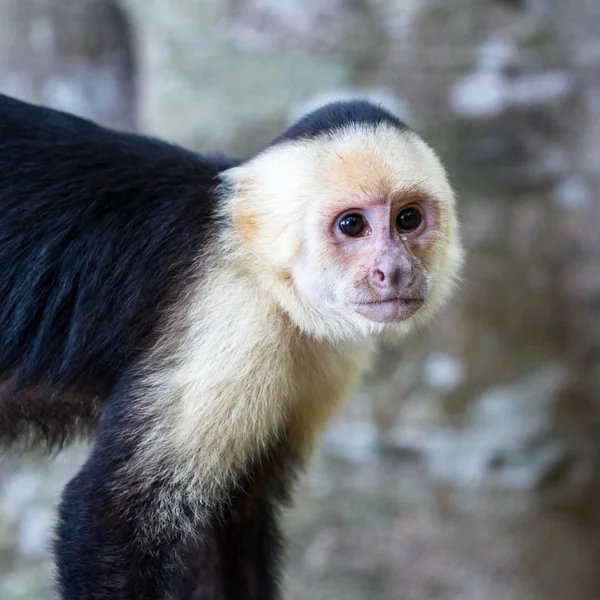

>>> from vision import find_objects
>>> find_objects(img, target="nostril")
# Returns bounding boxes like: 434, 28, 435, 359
372, 268, 385, 283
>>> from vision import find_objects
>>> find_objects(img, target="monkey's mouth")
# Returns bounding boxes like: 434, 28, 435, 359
351, 297, 424, 323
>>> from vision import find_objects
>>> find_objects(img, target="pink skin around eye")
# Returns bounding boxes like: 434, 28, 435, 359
327, 194, 437, 323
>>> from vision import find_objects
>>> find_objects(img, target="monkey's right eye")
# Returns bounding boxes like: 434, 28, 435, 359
339, 214, 367, 237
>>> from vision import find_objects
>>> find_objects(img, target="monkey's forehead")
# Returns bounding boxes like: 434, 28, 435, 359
226, 124, 454, 206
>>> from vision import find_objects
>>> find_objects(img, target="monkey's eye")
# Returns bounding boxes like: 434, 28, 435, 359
396, 207, 422, 233
339, 214, 367, 237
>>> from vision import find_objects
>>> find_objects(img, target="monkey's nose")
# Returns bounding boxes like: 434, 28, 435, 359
368, 264, 402, 289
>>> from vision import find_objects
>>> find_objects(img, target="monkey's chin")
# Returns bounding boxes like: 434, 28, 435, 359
351, 298, 424, 324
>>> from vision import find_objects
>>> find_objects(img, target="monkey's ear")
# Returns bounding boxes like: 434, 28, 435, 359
226, 172, 302, 285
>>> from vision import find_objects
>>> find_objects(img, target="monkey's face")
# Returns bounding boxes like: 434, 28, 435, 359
303, 191, 438, 325
225, 124, 463, 341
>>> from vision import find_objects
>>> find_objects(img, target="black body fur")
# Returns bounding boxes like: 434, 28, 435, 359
0, 94, 402, 599
0, 94, 235, 450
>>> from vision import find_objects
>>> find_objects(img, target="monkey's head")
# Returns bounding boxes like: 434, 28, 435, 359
222, 101, 464, 342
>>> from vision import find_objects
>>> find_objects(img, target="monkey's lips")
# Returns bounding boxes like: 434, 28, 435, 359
351, 297, 425, 323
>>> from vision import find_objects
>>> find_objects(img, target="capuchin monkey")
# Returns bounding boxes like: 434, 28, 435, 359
0, 93, 463, 599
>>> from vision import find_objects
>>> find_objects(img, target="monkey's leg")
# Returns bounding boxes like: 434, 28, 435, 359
188, 461, 285, 600
54, 391, 286, 600
55, 407, 193, 599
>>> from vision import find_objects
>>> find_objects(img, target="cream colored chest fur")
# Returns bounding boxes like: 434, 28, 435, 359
133, 266, 373, 506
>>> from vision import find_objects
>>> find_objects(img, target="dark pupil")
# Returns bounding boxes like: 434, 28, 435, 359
397, 208, 421, 232
339, 214, 365, 237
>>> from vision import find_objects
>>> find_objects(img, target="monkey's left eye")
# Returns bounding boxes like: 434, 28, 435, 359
339, 214, 367, 237
396, 207, 422, 233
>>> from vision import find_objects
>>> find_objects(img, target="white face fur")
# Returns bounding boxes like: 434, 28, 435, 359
222, 122, 464, 343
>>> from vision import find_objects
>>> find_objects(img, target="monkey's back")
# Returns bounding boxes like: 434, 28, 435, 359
0, 94, 233, 399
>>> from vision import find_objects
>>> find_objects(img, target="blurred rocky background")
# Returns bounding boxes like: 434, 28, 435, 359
1, 0, 600, 598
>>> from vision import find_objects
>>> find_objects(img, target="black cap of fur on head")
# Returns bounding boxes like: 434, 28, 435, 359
275, 100, 409, 144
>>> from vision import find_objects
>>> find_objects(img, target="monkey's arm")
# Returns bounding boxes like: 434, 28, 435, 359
0, 94, 234, 448
56, 382, 284, 600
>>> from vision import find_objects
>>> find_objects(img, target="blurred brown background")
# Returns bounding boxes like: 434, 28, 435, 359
1, 0, 600, 598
